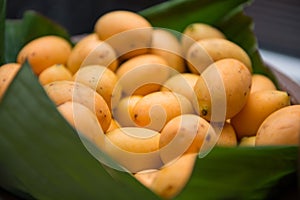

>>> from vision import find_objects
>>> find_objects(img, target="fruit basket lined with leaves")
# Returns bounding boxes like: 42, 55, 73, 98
0, 0, 299, 199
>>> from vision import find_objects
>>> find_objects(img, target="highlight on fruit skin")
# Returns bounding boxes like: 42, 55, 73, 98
239, 136, 256, 147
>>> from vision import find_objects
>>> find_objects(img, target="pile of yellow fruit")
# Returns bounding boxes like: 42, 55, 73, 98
0, 10, 299, 199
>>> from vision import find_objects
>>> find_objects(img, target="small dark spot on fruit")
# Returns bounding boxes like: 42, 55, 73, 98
165, 185, 173, 193
134, 114, 138, 119
201, 109, 208, 116
191, 49, 199, 58
2, 78, 6, 82
206, 134, 211, 141
244, 92, 247, 96
99, 50, 109, 59
180, 127, 186, 132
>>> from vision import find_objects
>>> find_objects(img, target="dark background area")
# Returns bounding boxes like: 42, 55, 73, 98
5, 0, 300, 58
5, 0, 167, 34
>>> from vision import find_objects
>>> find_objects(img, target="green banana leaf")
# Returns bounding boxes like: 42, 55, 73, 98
0, 0, 5, 65
0, 0, 298, 199
176, 146, 297, 200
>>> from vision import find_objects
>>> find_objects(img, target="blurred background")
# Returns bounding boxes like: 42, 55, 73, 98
5, 0, 300, 82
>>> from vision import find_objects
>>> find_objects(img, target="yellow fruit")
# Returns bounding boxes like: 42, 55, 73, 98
73, 65, 122, 109
216, 122, 237, 147
94, 10, 152, 60
72, 33, 99, 44
39, 64, 72, 85
43, 81, 111, 132
181, 23, 226, 56
106, 127, 160, 153
135, 153, 198, 199
161, 73, 199, 104
0, 63, 21, 100
106, 119, 120, 133
151, 29, 185, 74
193, 58, 252, 121
134, 169, 159, 190
231, 90, 290, 139
186, 38, 252, 74
102, 127, 162, 172
159, 114, 216, 164
132, 91, 194, 131
113, 95, 143, 127
116, 54, 170, 96
67, 37, 118, 74
250, 74, 276, 93
57, 101, 102, 141
256, 105, 300, 146
17, 35, 72, 75
239, 136, 256, 147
